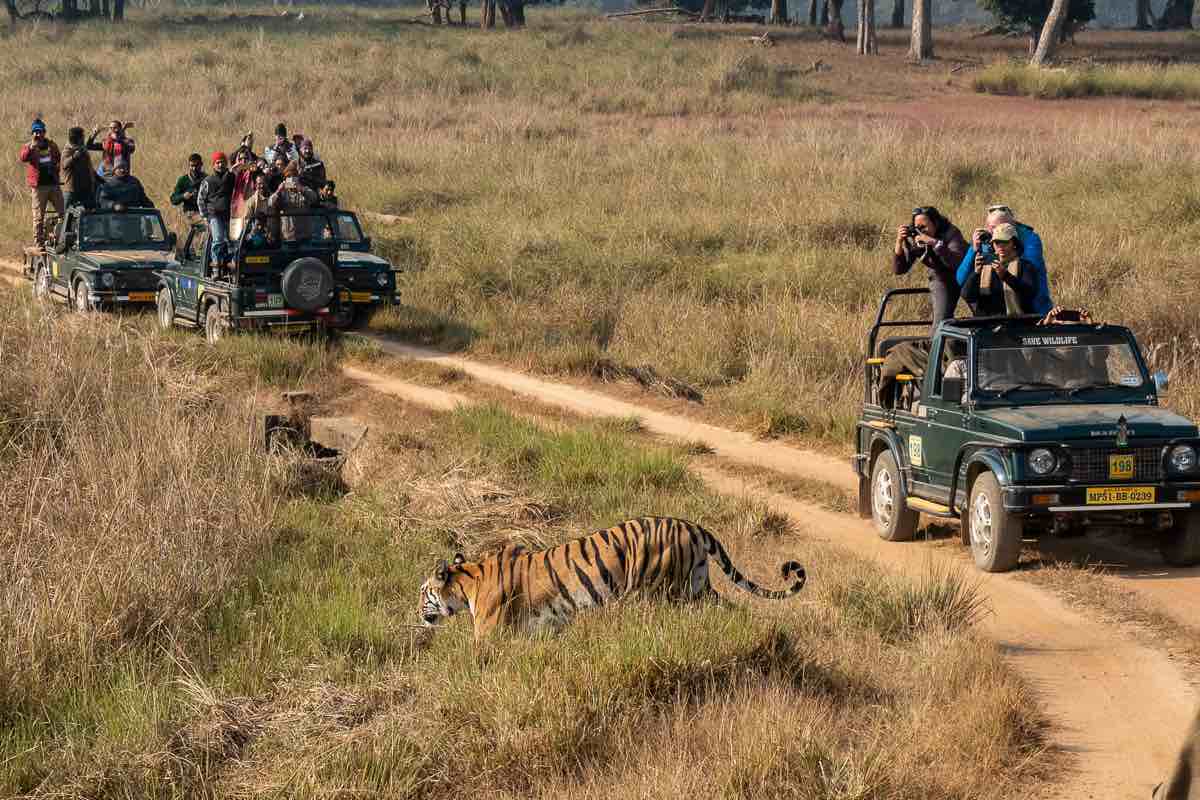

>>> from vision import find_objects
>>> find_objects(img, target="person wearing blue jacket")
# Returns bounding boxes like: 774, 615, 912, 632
957, 204, 1052, 316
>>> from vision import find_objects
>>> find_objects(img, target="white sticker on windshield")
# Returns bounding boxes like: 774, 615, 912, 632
1120, 375, 1140, 387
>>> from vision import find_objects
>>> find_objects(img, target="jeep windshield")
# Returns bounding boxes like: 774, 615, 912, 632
975, 328, 1147, 400
244, 209, 338, 250
80, 212, 169, 250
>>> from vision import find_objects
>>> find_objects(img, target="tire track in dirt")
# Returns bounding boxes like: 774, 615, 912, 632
341, 359, 1195, 800
360, 336, 1200, 633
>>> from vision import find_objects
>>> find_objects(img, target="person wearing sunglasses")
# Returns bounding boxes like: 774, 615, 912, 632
956, 204, 1052, 316
19, 119, 65, 248
892, 205, 967, 325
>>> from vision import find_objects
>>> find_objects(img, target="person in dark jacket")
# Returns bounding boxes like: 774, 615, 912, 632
19, 119, 65, 247
957, 204, 1052, 315
263, 123, 297, 165
295, 138, 327, 192
95, 158, 154, 209
170, 153, 206, 223
318, 180, 338, 209
196, 151, 235, 267
61, 127, 96, 210
959, 223, 1037, 317
893, 205, 967, 327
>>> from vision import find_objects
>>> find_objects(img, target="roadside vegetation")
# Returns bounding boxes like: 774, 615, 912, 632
0, 294, 1051, 796
2, 13, 1200, 452
975, 61, 1200, 99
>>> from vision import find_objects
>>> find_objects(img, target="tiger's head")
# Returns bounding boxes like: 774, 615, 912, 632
418, 553, 468, 627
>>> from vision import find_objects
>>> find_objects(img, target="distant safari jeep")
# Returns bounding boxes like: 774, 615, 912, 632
853, 289, 1200, 573
24, 206, 179, 312
157, 209, 400, 345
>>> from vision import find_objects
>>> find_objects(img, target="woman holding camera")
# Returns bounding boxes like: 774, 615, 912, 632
892, 206, 967, 325
959, 224, 1038, 317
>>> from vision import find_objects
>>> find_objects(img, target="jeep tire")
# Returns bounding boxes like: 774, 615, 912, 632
1160, 511, 1200, 567
157, 288, 175, 331
280, 257, 334, 313
204, 303, 226, 345
33, 263, 51, 301
870, 450, 918, 542
968, 472, 1022, 573
73, 279, 93, 313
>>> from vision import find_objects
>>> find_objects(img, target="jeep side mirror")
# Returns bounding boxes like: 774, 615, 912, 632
942, 377, 965, 403
167, 231, 178, 252
1154, 370, 1169, 394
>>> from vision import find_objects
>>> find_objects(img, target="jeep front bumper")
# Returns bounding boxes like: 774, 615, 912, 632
1002, 483, 1200, 513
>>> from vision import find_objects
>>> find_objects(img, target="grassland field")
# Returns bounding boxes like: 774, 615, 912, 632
3, 7, 1199, 795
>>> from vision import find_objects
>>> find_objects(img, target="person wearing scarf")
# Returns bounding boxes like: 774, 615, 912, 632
960, 223, 1037, 317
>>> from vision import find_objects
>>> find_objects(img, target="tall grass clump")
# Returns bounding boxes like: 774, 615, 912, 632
974, 61, 1200, 99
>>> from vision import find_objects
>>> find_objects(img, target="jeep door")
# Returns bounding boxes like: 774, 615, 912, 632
173, 227, 208, 318
911, 334, 972, 505
48, 212, 78, 299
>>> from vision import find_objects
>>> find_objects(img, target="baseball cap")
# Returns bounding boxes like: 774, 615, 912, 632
991, 223, 1019, 243
31, 119, 46, 133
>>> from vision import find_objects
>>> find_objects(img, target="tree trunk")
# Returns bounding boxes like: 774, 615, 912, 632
1032, 0, 1070, 64
1157, 0, 1193, 27
908, 0, 931, 59
808, 0, 817, 24
826, 0, 844, 38
770, 0, 788, 24
820, 0, 829, 25
890, 0, 902, 26
481, 0, 494, 27
112, 0, 124, 20
61, 0, 77, 20
5, 0, 17, 24
857, 0, 877, 51
509, 0, 524, 25
1136, 0, 1154, 28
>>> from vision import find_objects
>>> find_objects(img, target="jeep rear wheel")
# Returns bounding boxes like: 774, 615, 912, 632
204, 303, 226, 345
968, 472, 1022, 573
156, 288, 175, 331
1160, 511, 1200, 567
73, 280, 93, 313
871, 450, 917, 542
32, 263, 51, 301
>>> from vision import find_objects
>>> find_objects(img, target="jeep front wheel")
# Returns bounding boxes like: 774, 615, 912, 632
204, 303, 226, 345
156, 288, 175, 331
1160, 511, 1200, 567
968, 472, 1023, 572
871, 450, 917, 542
73, 280, 93, 313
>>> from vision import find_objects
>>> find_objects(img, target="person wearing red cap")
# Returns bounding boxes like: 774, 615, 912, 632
196, 151, 235, 268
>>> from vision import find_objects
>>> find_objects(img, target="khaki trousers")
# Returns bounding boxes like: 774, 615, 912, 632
31, 185, 65, 247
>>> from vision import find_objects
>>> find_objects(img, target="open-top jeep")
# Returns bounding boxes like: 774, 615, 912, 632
157, 209, 400, 344
23, 206, 178, 312
853, 288, 1200, 572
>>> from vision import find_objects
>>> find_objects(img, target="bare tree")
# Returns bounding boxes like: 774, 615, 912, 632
857, 0, 877, 51
891, 0, 903, 26
1032, 0, 1070, 64
770, 0, 789, 24
1136, 0, 1154, 27
1156, 0, 1193, 27
809, 0, 818, 24
4, 0, 17, 24
908, 0, 932, 59
827, 0, 845, 38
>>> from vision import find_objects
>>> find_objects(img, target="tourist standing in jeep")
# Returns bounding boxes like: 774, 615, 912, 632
61, 127, 97, 210
19, 119, 65, 248
197, 152, 234, 268
170, 153, 206, 226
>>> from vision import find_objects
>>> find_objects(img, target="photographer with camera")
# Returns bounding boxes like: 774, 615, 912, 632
892, 205, 967, 326
956, 204, 1052, 315
19, 119, 65, 249
959, 224, 1038, 317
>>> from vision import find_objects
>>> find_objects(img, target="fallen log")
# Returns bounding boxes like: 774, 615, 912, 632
606, 6, 698, 17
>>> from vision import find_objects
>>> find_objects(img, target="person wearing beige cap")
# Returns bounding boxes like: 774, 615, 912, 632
959, 223, 1038, 317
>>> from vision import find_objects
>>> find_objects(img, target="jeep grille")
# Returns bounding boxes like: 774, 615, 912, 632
1068, 447, 1161, 483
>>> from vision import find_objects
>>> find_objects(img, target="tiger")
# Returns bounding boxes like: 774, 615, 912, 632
417, 516, 806, 641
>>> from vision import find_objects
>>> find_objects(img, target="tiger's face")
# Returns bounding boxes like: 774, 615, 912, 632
418, 554, 467, 627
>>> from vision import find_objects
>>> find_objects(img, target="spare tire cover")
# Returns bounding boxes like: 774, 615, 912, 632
280, 257, 334, 313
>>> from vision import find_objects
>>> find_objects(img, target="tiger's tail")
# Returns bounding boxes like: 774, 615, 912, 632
697, 523, 806, 599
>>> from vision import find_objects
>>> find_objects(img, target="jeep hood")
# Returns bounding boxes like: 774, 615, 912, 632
336, 252, 391, 270
80, 250, 176, 270
976, 404, 1198, 442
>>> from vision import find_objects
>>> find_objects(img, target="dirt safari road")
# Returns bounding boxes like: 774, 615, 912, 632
353, 335, 1200, 800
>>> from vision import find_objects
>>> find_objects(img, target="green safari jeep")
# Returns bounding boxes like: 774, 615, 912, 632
23, 206, 178, 312
853, 288, 1200, 573
157, 208, 400, 344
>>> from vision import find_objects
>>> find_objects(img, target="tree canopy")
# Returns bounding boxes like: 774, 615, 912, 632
977, 0, 1095, 32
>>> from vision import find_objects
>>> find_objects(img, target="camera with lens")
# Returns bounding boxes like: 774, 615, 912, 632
977, 230, 992, 245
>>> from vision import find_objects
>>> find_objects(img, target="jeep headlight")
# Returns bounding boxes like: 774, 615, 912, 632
375, 271, 389, 288
100, 272, 114, 288
1028, 448, 1057, 475
1169, 445, 1197, 473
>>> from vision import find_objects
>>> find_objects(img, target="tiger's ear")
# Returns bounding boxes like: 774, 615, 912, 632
435, 559, 449, 582
452, 552, 466, 566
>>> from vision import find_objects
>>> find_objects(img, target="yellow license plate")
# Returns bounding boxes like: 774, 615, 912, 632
1086, 486, 1156, 505
1109, 454, 1135, 480
244, 255, 270, 264
350, 291, 374, 303
127, 292, 155, 302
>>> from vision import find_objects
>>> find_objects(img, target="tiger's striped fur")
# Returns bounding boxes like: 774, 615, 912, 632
417, 516, 806, 640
